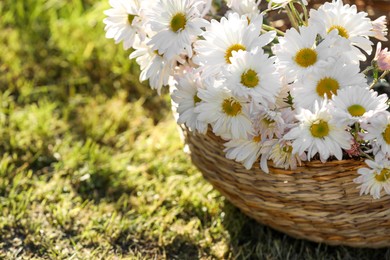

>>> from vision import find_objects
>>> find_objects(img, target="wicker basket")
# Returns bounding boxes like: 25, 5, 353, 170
182, 126, 390, 248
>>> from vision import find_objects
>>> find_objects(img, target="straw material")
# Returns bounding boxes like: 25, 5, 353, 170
182, 126, 390, 248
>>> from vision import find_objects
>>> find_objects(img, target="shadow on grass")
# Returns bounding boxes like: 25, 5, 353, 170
0, 223, 49, 258
221, 202, 390, 260
72, 169, 136, 204
164, 235, 200, 260
111, 231, 199, 259
109, 231, 162, 257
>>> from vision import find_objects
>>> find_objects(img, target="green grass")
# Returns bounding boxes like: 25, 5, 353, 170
0, 0, 389, 258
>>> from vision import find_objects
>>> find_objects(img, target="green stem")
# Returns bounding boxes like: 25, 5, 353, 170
286, 5, 299, 29
369, 70, 390, 88
300, 1, 309, 24
289, 2, 305, 26
360, 151, 374, 161
374, 69, 379, 80
262, 24, 285, 36
353, 122, 360, 139
361, 66, 373, 75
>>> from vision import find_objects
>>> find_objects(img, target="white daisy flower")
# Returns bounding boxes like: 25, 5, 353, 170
260, 139, 307, 173
274, 77, 294, 108
362, 111, 390, 156
190, 0, 212, 16
272, 26, 351, 82
331, 86, 388, 126
270, 140, 307, 170
291, 59, 367, 109
308, 0, 374, 60
226, 0, 260, 19
146, 0, 208, 61
130, 38, 176, 94
284, 101, 352, 162
195, 81, 252, 139
246, 13, 267, 29
354, 158, 390, 199
251, 103, 287, 140
371, 16, 388, 42
374, 42, 390, 71
372, 148, 390, 163
225, 49, 281, 105
194, 12, 276, 78
170, 70, 208, 134
223, 133, 263, 170
103, 0, 146, 50
225, 0, 237, 7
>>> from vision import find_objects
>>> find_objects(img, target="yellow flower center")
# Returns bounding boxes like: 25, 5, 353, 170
222, 98, 242, 116
262, 117, 274, 126
327, 25, 349, 39
282, 145, 293, 153
193, 93, 201, 104
253, 135, 262, 143
153, 50, 164, 57
170, 13, 187, 32
225, 44, 246, 64
294, 48, 318, 68
310, 120, 329, 138
316, 77, 339, 98
375, 168, 390, 182
382, 124, 390, 144
128, 14, 136, 24
241, 69, 259, 88
347, 104, 366, 117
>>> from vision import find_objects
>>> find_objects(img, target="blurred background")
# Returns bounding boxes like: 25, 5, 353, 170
0, 0, 389, 258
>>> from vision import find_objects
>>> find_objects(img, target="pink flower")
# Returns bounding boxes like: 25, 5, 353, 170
345, 138, 360, 157
374, 42, 390, 71
372, 16, 388, 42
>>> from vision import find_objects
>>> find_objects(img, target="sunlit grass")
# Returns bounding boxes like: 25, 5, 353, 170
0, 0, 389, 258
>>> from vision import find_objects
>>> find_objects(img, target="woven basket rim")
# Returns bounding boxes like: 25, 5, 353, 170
186, 125, 367, 175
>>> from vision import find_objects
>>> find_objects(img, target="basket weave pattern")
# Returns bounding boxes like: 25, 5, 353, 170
183, 126, 390, 248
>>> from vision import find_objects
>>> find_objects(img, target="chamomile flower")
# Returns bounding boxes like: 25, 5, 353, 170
372, 149, 390, 162
227, 0, 260, 19
374, 42, 390, 71
170, 71, 208, 134
308, 0, 374, 60
223, 133, 263, 170
354, 158, 390, 199
103, 0, 145, 50
291, 60, 367, 109
260, 139, 307, 173
190, 0, 212, 16
130, 38, 176, 94
251, 103, 286, 140
224, 0, 238, 7
195, 81, 252, 139
274, 77, 294, 108
331, 86, 388, 126
371, 16, 388, 42
225, 49, 281, 105
146, 0, 208, 61
284, 101, 351, 162
362, 111, 390, 155
194, 12, 276, 78
273, 26, 349, 82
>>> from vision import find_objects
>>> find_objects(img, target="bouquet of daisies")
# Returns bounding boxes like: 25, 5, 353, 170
103, 0, 390, 199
